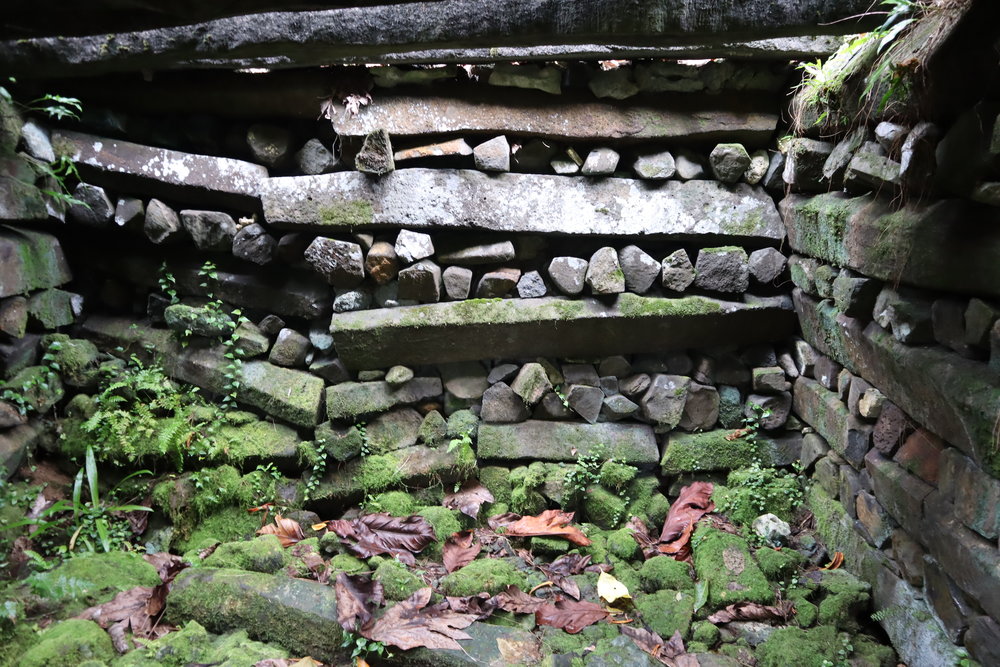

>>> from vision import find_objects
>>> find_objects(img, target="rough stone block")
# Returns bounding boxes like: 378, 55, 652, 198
938, 448, 1000, 541
693, 246, 749, 293
892, 428, 944, 486
325, 378, 442, 421
865, 451, 932, 537
793, 378, 871, 468
782, 138, 833, 192
478, 421, 658, 465
0, 226, 71, 299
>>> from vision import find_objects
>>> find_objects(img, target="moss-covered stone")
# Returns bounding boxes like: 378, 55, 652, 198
510, 485, 547, 516
540, 622, 619, 655
644, 492, 671, 527
23, 551, 160, 616
115, 620, 287, 666
531, 536, 571, 555
40, 334, 98, 386
328, 553, 367, 575
175, 505, 262, 553
606, 526, 640, 561
367, 490, 420, 516
439, 557, 527, 597
313, 421, 365, 463
635, 589, 694, 639
479, 466, 512, 505
356, 453, 404, 493
606, 556, 643, 594
19, 619, 114, 667
712, 465, 803, 528
417, 505, 462, 559
755, 625, 844, 667
638, 555, 695, 593
164, 303, 233, 338
755, 547, 806, 581
816, 570, 870, 630
374, 558, 425, 601
417, 409, 448, 447
201, 534, 287, 573
583, 485, 627, 529
691, 525, 774, 608
691, 620, 720, 646
598, 460, 637, 491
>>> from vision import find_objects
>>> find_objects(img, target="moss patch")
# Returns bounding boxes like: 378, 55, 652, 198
374, 559, 424, 601
691, 525, 774, 608
115, 620, 287, 666
318, 200, 374, 227
201, 535, 287, 573
639, 555, 695, 593
19, 619, 114, 667
439, 558, 527, 597
635, 589, 694, 639
176, 506, 262, 553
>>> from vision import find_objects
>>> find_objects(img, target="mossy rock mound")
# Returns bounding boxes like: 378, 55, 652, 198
18, 619, 114, 667
691, 525, 774, 608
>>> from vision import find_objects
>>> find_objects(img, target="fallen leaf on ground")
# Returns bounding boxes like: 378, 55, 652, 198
257, 515, 305, 548
627, 516, 660, 560
597, 571, 631, 606
335, 572, 384, 632
324, 514, 436, 566
362, 587, 478, 651
536, 553, 592, 600
443, 481, 495, 519
621, 626, 695, 667
535, 598, 609, 634
445, 592, 496, 619
288, 542, 328, 583
823, 551, 845, 570
498, 510, 591, 546
77, 584, 173, 653
142, 552, 188, 584
658, 482, 714, 561
707, 600, 795, 625
491, 585, 547, 614
442, 530, 481, 573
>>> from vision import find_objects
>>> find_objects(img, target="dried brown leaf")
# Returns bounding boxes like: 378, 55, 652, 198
501, 510, 591, 546
326, 514, 436, 566
621, 626, 692, 666
491, 585, 547, 614
362, 587, 477, 652
545, 553, 592, 577
257, 515, 305, 548
445, 592, 496, 619
142, 552, 188, 584
335, 572, 384, 632
627, 516, 660, 561
77, 584, 174, 652
443, 481, 495, 519
442, 530, 481, 573
535, 598, 609, 634
706, 600, 795, 625
658, 483, 714, 561
289, 543, 328, 583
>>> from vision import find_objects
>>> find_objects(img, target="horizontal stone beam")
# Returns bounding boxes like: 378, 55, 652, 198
780, 192, 1000, 298
52, 130, 267, 212
0, 0, 877, 77
329, 93, 777, 144
477, 421, 658, 465
794, 289, 1000, 477
262, 169, 784, 240
328, 294, 797, 369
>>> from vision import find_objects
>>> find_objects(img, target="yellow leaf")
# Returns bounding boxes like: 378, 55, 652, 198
597, 571, 631, 605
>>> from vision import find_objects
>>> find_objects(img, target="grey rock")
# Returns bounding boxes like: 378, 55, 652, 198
744, 149, 769, 185
473, 135, 510, 172
813, 264, 838, 299
26, 288, 77, 329
694, 246, 749, 293
618, 245, 660, 293
67, 183, 114, 227
823, 126, 868, 184
581, 147, 620, 175
602, 376, 621, 395
366, 407, 423, 452
709, 143, 751, 183
393, 138, 472, 163
487, 364, 519, 385
640, 374, 690, 429
965, 298, 1000, 347
442, 266, 472, 300
180, 210, 237, 251
844, 151, 901, 194
511, 362, 553, 406
309, 356, 350, 384
398, 260, 442, 302
813, 356, 842, 390
875, 121, 907, 153
364, 241, 399, 285
567, 385, 604, 423
476, 267, 520, 298
478, 421, 658, 465
551, 158, 580, 174
295, 138, 337, 175
660, 249, 695, 292
355, 128, 394, 175
548, 256, 588, 296
20, 120, 55, 162
437, 240, 516, 265
232, 321, 269, 358
832, 269, 881, 319
598, 356, 631, 378
481, 382, 530, 423
762, 150, 785, 190
394, 229, 434, 264
562, 364, 600, 387
247, 123, 292, 167
232, 223, 276, 265
873, 287, 934, 344
333, 287, 372, 312
516, 270, 547, 298
325, 377, 442, 420
304, 237, 365, 287
858, 388, 885, 420
748, 247, 786, 284
416, 409, 447, 446
678, 381, 719, 431
308, 323, 334, 352
753, 513, 791, 547
673, 149, 706, 180
632, 150, 676, 180
258, 314, 285, 336
163, 303, 232, 338
373, 281, 399, 307
586, 247, 625, 294
783, 138, 833, 192
0, 296, 27, 338
800, 432, 830, 471
788, 255, 819, 294
535, 392, 573, 420
899, 121, 939, 193
745, 391, 791, 429
620, 373, 651, 398
752, 366, 791, 393
589, 68, 638, 99
113, 197, 144, 231
441, 361, 488, 400
600, 394, 638, 421
269, 328, 311, 367
489, 63, 561, 95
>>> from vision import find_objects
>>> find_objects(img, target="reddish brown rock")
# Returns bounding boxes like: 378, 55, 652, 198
893, 428, 944, 485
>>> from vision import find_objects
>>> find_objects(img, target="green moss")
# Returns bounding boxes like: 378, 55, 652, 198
606, 556, 642, 593
176, 506, 262, 553
417, 506, 462, 559
635, 589, 694, 639
816, 570, 870, 630
691, 620, 720, 646
19, 619, 114, 667
618, 293, 723, 319
644, 493, 671, 527
24, 551, 160, 615
599, 461, 638, 490
531, 536, 571, 555
116, 620, 288, 666
356, 453, 403, 493
201, 535, 287, 573
795, 599, 819, 627
374, 559, 425, 601
479, 466, 513, 505
510, 485, 547, 516
713, 465, 803, 528
439, 558, 527, 596
40, 334, 98, 381
318, 200, 374, 227
660, 429, 760, 476
755, 547, 806, 581
638, 555, 695, 593
329, 553, 368, 575
418, 410, 447, 447
606, 526, 639, 561
582, 485, 627, 529
755, 625, 843, 667
366, 490, 420, 516
722, 211, 765, 236
691, 525, 774, 608
540, 622, 619, 655
452, 441, 477, 476
578, 525, 609, 563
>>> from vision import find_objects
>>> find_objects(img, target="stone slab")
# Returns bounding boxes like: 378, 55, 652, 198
325, 378, 443, 421
795, 289, 1000, 477
261, 169, 784, 241
780, 192, 1000, 298
52, 129, 267, 212
477, 421, 658, 465
793, 377, 872, 468
660, 429, 801, 475
0, 225, 71, 298
328, 294, 797, 370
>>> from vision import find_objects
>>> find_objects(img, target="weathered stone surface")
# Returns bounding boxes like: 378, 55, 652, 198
581, 147, 620, 176
823, 127, 868, 184
618, 245, 660, 293
144, 198, 182, 244
295, 137, 336, 175
261, 170, 785, 240
0, 226, 71, 298
565, 384, 603, 423
661, 429, 800, 475
966, 616, 1000, 667
965, 297, 1000, 348
640, 374, 689, 429
26, 288, 77, 329
515, 270, 547, 298
164, 303, 231, 338
744, 149, 769, 185
366, 407, 422, 453
475, 268, 520, 298
53, 130, 267, 211
747, 247, 785, 284
355, 128, 394, 175
660, 249, 695, 292
709, 143, 750, 183
1, 422, 38, 479
437, 240, 516, 266
304, 237, 364, 288
793, 377, 871, 468
442, 266, 472, 300
745, 391, 790, 429
586, 247, 625, 294
832, 269, 880, 320
633, 150, 676, 179
394, 229, 434, 264
20, 119, 54, 162
246, 123, 291, 168
269, 328, 310, 368
478, 421, 657, 465
674, 150, 705, 180
939, 448, 1000, 541
329, 294, 795, 369
180, 210, 237, 251
489, 63, 561, 94
865, 452, 932, 538
782, 138, 833, 192
393, 138, 472, 163
67, 183, 114, 227
589, 68, 638, 99
481, 381, 530, 423
398, 260, 442, 302
871, 564, 957, 667
0, 296, 27, 338
678, 381, 719, 431
844, 152, 900, 195
232, 223, 276, 265
363, 241, 398, 285
893, 428, 943, 486
781, 192, 1000, 298
694, 246, 749, 293
473, 135, 510, 172
325, 378, 442, 421
548, 257, 588, 295
872, 402, 914, 456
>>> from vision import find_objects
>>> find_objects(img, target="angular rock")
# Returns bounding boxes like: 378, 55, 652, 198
566, 384, 603, 424
633, 150, 676, 179
355, 128, 394, 175
393, 138, 472, 163
260, 170, 785, 240
53, 129, 266, 211
295, 137, 336, 175
26, 288, 77, 329
875, 122, 906, 153
478, 420, 658, 464
511, 363, 552, 406
67, 183, 114, 228
709, 143, 751, 183
744, 391, 791, 430
661, 428, 801, 474
589, 68, 638, 99
304, 237, 364, 288
398, 259, 442, 302
112, 196, 144, 231
586, 247, 625, 294
873, 287, 933, 344
246, 124, 291, 168
489, 64, 561, 95
515, 270, 547, 298
844, 152, 901, 194
232, 223, 277, 265
783, 138, 833, 192
20, 119, 54, 162
473, 135, 510, 172
678, 381, 719, 431
641, 374, 690, 429
309, 355, 350, 384
437, 239, 516, 266
548, 256, 588, 295
823, 126, 868, 184
600, 394, 638, 422
581, 148, 620, 176
442, 266, 472, 300
0, 295, 27, 338
832, 269, 881, 320
144, 198, 183, 244
164, 303, 231, 338
618, 245, 660, 293
364, 241, 399, 285
394, 229, 434, 264
965, 298, 1000, 348
476, 268, 520, 298
744, 149, 770, 185
752, 366, 790, 393
365, 407, 423, 453
748, 247, 786, 284
660, 249, 695, 292
793, 377, 871, 468
674, 150, 706, 180
939, 448, 1000, 541
269, 328, 310, 368
481, 381, 530, 423
181, 210, 237, 251
325, 378, 442, 420
694, 246, 749, 293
